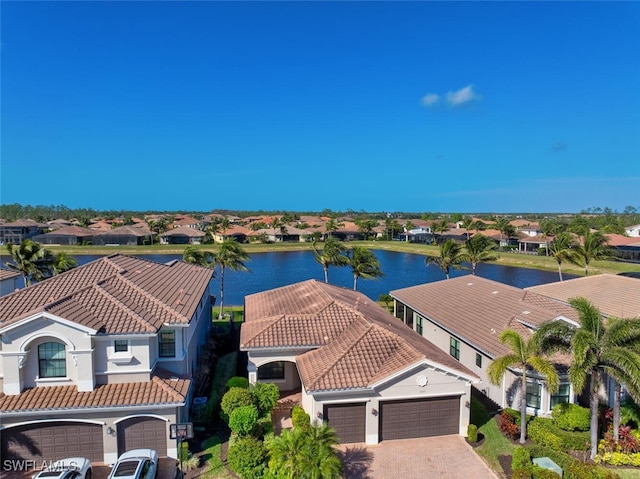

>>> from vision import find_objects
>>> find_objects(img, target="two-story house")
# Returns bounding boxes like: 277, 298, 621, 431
0, 219, 48, 245
0, 255, 214, 464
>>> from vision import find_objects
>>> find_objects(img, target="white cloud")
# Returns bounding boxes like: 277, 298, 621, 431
421, 93, 439, 107
446, 85, 478, 106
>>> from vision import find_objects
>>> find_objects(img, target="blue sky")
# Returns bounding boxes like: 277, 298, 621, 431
1, 1, 639, 214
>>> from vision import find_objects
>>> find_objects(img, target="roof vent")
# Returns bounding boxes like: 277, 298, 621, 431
522, 310, 530, 315
492, 291, 498, 295
490, 328, 496, 334
467, 282, 473, 286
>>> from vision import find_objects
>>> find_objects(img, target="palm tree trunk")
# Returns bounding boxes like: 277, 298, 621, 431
353, 275, 358, 290
323, 266, 329, 283
218, 266, 225, 321
590, 371, 599, 460
613, 381, 621, 442
557, 261, 563, 282
520, 375, 527, 444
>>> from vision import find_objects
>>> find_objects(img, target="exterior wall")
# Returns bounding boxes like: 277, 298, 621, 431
246, 351, 304, 390
303, 363, 473, 445
0, 406, 180, 464
1, 276, 19, 296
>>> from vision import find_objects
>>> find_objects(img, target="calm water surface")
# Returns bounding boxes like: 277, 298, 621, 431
68, 251, 573, 306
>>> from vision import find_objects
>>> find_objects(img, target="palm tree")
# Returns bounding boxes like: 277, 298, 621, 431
535, 298, 640, 458
548, 232, 579, 281
425, 239, 466, 279
487, 329, 560, 444
463, 234, 498, 275
574, 231, 614, 276
268, 422, 341, 479
348, 247, 383, 290
182, 246, 214, 267
5, 240, 53, 286
52, 252, 78, 275
214, 238, 249, 320
270, 217, 282, 242
431, 219, 449, 245
324, 218, 343, 238
312, 237, 348, 283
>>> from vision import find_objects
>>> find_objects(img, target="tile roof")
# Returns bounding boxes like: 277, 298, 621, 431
0, 369, 190, 413
0, 269, 21, 281
526, 274, 640, 319
38, 225, 96, 237
391, 276, 578, 358
92, 225, 152, 237
242, 280, 478, 392
0, 255, 213, 334
161, 226, 205, 237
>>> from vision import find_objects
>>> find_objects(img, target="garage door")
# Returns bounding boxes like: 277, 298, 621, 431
117, 417, 167, 457
380, 396, 460, 441
2, 422, 104, 463
323, 403, 366, 444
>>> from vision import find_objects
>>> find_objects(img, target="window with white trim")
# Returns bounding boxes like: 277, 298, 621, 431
159, 330, 176, 357
38, 342, 66, 378
526, 381, 542, 409
114, 340, 129, 353
258, 361, 285, 380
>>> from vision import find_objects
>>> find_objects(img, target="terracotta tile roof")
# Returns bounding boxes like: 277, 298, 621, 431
161, 226, 205, 238
0, 369, 190, 413
605, 234, 640, 247
242, 280, 478, 392
391, 276, 578, 358
38, 225, 96, 237
0, 269, 20, 281
93, 225, 152, 237
0, 255, 213, 334
526, 274, 640, 319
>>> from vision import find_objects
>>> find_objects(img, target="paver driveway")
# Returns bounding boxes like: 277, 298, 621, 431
338, 435, 500, 479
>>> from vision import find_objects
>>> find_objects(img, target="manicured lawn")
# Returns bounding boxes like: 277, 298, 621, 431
198, 435, 234, 479
616, 469, 640, 479
475, 418, 515, 479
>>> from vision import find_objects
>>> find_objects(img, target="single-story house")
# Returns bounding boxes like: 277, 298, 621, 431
241, 280, 479, 445
0, 254, 214, 464
92, 225, 154, 246
160, 226, 206, 245
31, 225, 96, 245
391, 276, 578, 416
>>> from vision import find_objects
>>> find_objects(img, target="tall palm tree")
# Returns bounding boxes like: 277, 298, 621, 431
535, 298, 640, 458
574, 231, 613, 276
463, 234, 498, 275
425, 239, 465, 279
324, 218, 343, 238
312, 237, 348, 283
547, 232, 579, 281
182, 246, 214, 267
214, 238, 249, 320
431, 219, 449, 245
52, 252, 78, 275
348, 246, 383, 290
487, 329, 560, 444
5, 240, 53, 286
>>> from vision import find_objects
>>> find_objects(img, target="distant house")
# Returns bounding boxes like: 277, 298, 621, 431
605, 234, 640, 263
0, 219, 47, 245
32, 225, 96, 245
0, 270, 19, 296
92, 225, 153, 246
160, 226, 206, 245
172, 216, 202, 229
516, 233, 550, 253
625, 225, 640, 238
212, 225, 255, 243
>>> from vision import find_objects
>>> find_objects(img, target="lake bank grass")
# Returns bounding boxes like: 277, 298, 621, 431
32, 241, 640, 277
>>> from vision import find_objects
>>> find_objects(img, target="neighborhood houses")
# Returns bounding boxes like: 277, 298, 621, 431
1, 207, 640, 479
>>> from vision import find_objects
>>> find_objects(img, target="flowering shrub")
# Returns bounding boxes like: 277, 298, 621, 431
499, 409, 521, 440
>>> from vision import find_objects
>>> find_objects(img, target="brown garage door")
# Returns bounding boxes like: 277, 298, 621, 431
323, 403, 366, 444
117, 417, 167, 457
380, 396, 460, 441
2, 422, 104, 463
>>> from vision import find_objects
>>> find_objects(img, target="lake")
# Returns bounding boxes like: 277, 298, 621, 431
63, 250, 572, 306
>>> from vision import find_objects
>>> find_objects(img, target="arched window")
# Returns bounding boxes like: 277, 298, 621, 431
38, 342, 66, 378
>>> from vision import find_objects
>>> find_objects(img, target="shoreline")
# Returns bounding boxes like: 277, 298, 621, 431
12, 241, 640, 278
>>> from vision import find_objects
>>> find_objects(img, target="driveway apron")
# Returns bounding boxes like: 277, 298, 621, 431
338, 435, 500, 479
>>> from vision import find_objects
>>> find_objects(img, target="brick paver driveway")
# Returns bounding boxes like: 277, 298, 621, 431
337, 435, 500, 479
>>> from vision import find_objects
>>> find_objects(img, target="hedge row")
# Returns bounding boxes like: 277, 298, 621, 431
527, 417, 590, 451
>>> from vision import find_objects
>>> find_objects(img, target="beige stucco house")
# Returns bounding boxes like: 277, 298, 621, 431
0, 255, 214, 464
240, 280, 479, 445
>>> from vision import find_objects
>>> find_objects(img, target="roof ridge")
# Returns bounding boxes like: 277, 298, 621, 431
151, 374, 188, 401
94, 280, 155, 332
116, 270, 189, 323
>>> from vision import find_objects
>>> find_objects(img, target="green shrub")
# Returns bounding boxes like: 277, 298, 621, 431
250, 382, 280, 415
257, 415, 274, 438
227, 436, 267, 479
531, 465, 561, 479
503, 407, 521, 423
229, 404, 259, 436
221, 387, 254, 422
552, 403, 590, 431
512, 446, 532, 469
527, 417, 590, 451
467, 423, 478, 443
512, 467, 532, 479
179, 441, 189, 462
597, 450, 640, 467
526, 445, 620, 479
226, 376, 250, 390
292, 405, 311, 430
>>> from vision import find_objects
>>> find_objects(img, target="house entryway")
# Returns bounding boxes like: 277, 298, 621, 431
272, 390, 301, 434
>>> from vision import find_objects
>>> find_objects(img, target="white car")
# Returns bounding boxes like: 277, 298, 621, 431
32, 458, 92, 479
108, 449, 159, 479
